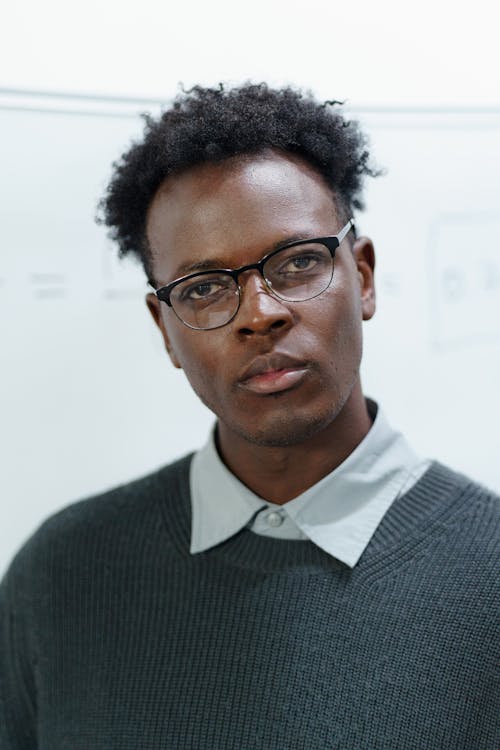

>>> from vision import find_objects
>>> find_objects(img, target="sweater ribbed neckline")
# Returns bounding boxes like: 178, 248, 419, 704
154, 457, 477, 575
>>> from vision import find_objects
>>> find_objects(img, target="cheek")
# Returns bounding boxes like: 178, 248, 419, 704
161, 311, 216, 377
166, 329, 227, 407
315, 280, 363, 376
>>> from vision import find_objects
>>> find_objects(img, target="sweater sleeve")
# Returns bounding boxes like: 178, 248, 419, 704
0, 550, 38, 749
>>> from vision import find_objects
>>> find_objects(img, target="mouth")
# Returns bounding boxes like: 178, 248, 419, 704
238, 353, 309, 395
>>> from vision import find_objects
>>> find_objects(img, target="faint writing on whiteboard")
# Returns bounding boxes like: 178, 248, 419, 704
428, 214, 500, 347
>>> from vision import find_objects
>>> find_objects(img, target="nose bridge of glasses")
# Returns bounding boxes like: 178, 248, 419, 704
233, 259, 272, 294
234, 268, 292, 332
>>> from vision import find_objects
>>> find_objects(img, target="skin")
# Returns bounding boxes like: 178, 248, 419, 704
146, 151, 376, 504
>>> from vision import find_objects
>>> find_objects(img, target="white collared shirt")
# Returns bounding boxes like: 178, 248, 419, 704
190, 401, 430, 567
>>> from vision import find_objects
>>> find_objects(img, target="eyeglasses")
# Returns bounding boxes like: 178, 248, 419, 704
153, 218, 355, 330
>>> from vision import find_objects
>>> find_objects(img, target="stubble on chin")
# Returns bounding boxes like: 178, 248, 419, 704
224, 396, 346, 448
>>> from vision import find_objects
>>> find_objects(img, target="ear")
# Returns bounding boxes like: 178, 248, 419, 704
145, 293, 182, 369
352, 237, 376, 321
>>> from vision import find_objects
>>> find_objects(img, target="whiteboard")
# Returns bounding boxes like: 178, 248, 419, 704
1, 93, 499, 575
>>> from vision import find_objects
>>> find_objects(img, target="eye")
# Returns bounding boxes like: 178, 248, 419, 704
185, 281, 222, 300
177, 274, 234, 303
288, 255, 316, 271
279, 252, 320, 274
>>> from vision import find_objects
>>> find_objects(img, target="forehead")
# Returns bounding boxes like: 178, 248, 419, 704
146, 151, 341, 280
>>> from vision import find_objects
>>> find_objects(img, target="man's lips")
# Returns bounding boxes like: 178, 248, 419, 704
238, 354, 309, 395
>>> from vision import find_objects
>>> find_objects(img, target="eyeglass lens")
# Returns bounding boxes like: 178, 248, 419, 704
170, 241, 334, 330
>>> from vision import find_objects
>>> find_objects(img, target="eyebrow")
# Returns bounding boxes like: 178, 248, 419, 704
172, 234, 313, 278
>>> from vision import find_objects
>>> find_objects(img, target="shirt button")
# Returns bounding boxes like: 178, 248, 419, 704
266, 511, 284, 527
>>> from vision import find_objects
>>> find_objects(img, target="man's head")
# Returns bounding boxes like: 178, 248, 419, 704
100, 84, 379, 451
100, 83, 378, 285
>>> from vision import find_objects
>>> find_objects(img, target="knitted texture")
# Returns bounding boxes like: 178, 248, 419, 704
1, 459, 498, 749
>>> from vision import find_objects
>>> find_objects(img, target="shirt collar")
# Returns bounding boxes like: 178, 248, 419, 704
189, 432, 266, 554
190, 400, 424, 566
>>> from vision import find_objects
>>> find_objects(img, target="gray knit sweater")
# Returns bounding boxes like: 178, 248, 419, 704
1, 457, 498, 749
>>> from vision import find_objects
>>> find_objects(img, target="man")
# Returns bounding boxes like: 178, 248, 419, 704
1, 84, 498, 748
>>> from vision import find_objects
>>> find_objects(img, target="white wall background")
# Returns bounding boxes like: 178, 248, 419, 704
1, 0, 499, 576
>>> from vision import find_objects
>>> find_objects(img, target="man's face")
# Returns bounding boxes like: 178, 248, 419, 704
146, 151, 375, 448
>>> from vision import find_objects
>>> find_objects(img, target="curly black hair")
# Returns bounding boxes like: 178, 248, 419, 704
98, 83, 379, 284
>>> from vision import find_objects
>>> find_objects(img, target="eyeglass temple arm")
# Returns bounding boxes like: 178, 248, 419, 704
337, 218, 355, 246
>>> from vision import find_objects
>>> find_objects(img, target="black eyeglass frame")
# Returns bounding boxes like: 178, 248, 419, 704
153, 218, 355, 329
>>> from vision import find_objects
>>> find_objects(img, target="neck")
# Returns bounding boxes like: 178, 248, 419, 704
216, 383, 373, 504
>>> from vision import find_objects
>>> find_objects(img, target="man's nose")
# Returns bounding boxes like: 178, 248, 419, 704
234, 271, 294, 336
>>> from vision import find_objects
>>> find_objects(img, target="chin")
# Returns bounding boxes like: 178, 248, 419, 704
233, 408, 340, 448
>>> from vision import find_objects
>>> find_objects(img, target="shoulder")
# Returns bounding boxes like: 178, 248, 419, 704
436, 461, 498, 517
31, 452, 193, 546
421, 461, 499, 517
2, 453, 194, 590
391, 460, 499, 579
422, 462, 499, 577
